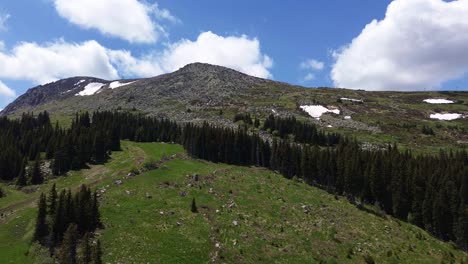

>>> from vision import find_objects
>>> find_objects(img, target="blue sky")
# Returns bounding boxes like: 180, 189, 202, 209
0, 0, 467, 108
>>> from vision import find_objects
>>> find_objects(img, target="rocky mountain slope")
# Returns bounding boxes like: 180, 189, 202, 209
2, 63, 468, 152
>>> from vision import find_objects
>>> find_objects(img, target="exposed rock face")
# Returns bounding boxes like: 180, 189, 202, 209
1, 63, 278, 117
2, 77, 109, 115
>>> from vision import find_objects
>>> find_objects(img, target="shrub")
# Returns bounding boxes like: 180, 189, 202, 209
143, 158, 158, 171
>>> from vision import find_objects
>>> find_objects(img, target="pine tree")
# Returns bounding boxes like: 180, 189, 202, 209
58, 223, 78, 264
48, 183, 58, 216
30, 158, 44, 185
15, 162, 27, 187
191, 198, 198, 213
33, 193, 49, 244
78, 233, 92, 264
92, 239, 103, 264
91, 191, 101, 230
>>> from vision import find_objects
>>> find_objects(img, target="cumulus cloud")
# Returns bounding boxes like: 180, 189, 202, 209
0, 13, 10, 31
0, 39, 119, 84
158, 31, 273, 78
300, 59, 324, 71
300, 58, 323, 82
0, 31, 272, 84
0, 80, 15, 97
53, 0, 177, 44
331, 0, 468, 91
303, 73, 315, 81
152, 3, 180, 24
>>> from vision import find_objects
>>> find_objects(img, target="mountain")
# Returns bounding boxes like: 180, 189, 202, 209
2, 63, 275, 118
2, 63, 468, 152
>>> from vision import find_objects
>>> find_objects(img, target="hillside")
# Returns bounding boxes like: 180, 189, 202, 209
1, 141, 467, 263
2, 63, 468, 152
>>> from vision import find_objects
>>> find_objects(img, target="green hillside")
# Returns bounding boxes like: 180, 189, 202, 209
1, 141, 466, 263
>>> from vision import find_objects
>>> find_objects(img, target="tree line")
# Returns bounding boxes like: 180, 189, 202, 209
0, 111, 179, 184
1, 111, 466, 250
262, 114, 341, 146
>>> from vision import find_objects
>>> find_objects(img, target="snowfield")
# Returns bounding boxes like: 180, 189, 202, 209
109, 81, 136, 89
76, 83, 104, 96
341, 98, 363, 103
423, 99, 454, 104
429, 113, 462, 121
300, 105, 340, 119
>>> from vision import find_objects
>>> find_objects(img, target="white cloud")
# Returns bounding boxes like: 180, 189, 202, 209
0, 31, 272, 84
331, 0, 468, 91
158, 31, 273, 78
303, 73, 315, 81
0, 39, 119, 84
0, 80, 15, 97
0, 13, 10, 31
53, 0, 176, 44
300, 59, 324, 71
152, 3, 180, 24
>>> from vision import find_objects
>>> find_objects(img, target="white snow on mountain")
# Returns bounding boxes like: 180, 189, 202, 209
300, 105, 340, 119
109, 81, 136, 89
75, 80, 86, 86
341, 98, 363, 103
423, 99, 454, 104
429, 113, 462, 121
75, 82, 104, 96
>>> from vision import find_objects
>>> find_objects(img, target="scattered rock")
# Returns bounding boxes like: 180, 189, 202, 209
192, 174, 199, 181
114, 180, 123, 185
232, 220, 238, 226
146, 193, 152, 199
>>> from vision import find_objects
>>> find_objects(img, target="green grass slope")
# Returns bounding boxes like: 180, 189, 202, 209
0, 141, 467, 263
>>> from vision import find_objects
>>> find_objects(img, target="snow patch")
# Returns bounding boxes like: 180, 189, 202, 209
75, 82, 104, 96
423, 99, 454, 104
341, 97, 363, 103
344, 116, 352, 120
327, 125, 333, 128
300, 105, 340, 119
61, 89, 73, 94
271, 109, 278, 115
429, 113, 462, 121
74, 80, 86, 86
109, 81, 136, 89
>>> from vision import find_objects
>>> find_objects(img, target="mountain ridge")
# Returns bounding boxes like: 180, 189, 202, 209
1, 62, 467, 152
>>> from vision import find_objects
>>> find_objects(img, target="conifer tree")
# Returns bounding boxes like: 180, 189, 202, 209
91, 191, 101, 230
30, 158, 44, 185
33, 193, 49, 244
58, 223, 78, 264
48, 183, 58, 216
15, 162, 27, 187
191, 198, 198, 213
78, 233, 92, 264
92, 239, 103, 264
